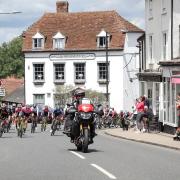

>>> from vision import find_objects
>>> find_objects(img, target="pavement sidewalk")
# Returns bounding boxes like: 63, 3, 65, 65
104, 128, 180, 151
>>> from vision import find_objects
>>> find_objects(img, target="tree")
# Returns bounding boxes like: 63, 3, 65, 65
54, 85, 74, 108
55, 85, 106, 107
0, 36, 24, 78
85, 89, 106, 105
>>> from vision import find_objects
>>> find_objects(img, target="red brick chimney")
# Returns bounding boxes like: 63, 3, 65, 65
56, 1, 69, 13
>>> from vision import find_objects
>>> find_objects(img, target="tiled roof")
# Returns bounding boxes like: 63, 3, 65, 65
22, 10, 143, 52
1, 77, 24, 95
2, 84, 25, 104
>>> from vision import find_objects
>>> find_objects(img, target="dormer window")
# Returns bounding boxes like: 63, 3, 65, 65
97, 29, 110, 48
32, 32, 44, 49
53, 32, 65, 49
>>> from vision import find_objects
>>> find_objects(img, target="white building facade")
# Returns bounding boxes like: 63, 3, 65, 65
23, 1, 142, 112
138, 0, 180, 133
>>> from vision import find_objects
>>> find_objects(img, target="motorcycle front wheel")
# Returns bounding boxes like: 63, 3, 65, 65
82, 128, 89, 153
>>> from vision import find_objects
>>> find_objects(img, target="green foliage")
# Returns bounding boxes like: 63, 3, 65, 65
55, 85, 74, 107
85, 89, 106, 105
55, 85, 106, 107
0, 36, 24, 78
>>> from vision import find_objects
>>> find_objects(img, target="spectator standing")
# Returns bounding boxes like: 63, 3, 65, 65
135, 96, 145, 132
176, 92, 180, 128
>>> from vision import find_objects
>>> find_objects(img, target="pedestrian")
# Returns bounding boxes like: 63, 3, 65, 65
176, 92, 180, 128
135, 96, 145, 132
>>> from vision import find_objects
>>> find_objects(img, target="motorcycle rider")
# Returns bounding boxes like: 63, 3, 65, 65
63, 89, 96, 143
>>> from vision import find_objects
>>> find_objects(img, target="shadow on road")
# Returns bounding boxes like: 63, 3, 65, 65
68, 148, 103, 153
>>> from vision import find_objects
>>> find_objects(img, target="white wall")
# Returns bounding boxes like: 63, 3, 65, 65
173, 0, 180, 58
25, 33, 141, 112
123, 32, 142, 111
145, 0, 171, 69
145, 0, 180, 64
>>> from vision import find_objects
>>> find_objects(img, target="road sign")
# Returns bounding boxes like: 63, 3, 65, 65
0, 87, 5, 97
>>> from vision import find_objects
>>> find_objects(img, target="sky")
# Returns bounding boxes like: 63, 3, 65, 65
0, 0, 145, 44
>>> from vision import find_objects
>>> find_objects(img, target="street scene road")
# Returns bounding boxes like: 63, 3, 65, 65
0, 125, 180, 180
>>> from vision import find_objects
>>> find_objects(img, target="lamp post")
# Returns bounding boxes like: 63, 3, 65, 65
105, 32, 109, 105
0, 11, 22, 14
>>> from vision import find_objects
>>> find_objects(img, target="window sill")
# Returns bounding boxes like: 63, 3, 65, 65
32, 47, 44, 50
74, 80, 85, 84
54, 81, 65, 84
98, 80, 108, 84
53, 48, 65, 50
33, 81, 45, 85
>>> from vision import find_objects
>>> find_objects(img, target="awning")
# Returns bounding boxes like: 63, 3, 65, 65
171, 77, 180, 84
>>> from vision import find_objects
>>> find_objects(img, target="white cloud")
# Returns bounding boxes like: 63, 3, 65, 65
0, 27, 23, 44
0, 0, 144, 44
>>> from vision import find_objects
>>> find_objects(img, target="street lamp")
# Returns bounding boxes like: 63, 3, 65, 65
0, 11, 22, 14
105, 32, 109, 104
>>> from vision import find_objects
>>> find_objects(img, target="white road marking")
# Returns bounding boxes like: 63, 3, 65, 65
70, 151, 85, 159
91, 163, 117, 179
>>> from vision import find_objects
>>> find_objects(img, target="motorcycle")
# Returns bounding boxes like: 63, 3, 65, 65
65, 99, 96, 153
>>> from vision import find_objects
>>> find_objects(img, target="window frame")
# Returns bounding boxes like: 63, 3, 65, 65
148, 0, 153, 19
33, 94, 45, 106
149, 35, 153, 63
162, 32, 167, 60
97, 62, 110, 84
33, 63, 45, 83
53, 38, 65, 50
33, 38, 44, 49
161, 0, 167, 14
53, 63, 66, 83
74, 63, 86, 84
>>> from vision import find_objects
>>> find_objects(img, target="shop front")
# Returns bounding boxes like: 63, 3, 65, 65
138, 72, 162, 117
160, 61, 180, 133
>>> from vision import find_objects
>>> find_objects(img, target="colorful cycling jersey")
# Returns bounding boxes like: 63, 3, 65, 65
22, 107, 32, 117
43, 107, 49, 116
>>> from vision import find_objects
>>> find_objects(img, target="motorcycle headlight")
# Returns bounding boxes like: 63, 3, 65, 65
79, 112, 92, 119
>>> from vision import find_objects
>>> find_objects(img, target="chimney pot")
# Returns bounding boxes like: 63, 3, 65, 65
56, 1, 69, 13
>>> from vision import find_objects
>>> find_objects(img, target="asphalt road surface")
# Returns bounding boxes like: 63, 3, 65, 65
0, 124, 180, 180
